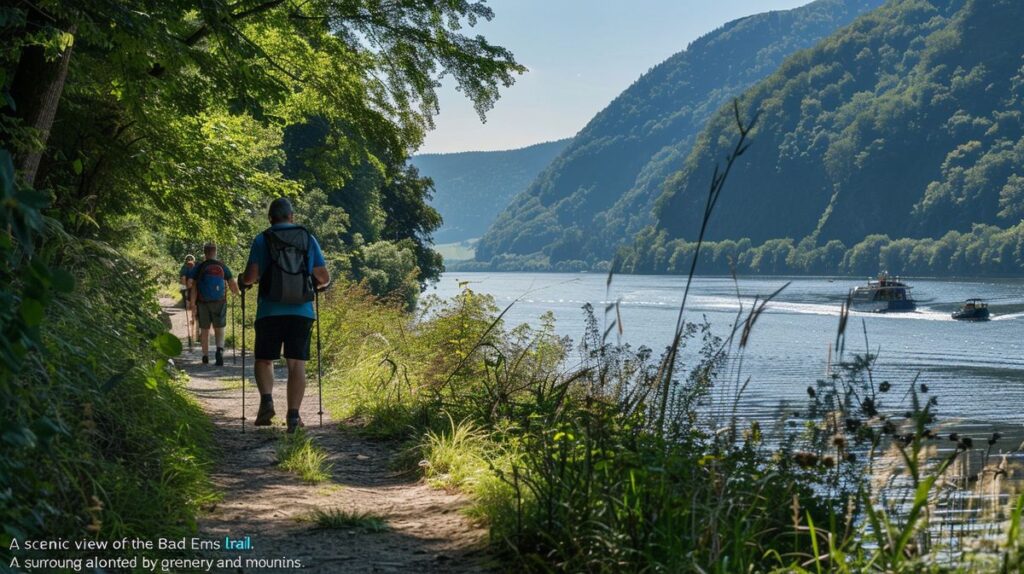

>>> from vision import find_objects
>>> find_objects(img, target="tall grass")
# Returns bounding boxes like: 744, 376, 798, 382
315, 104, 1024, 572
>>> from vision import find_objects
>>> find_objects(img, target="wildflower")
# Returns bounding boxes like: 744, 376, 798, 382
794, 452, 819, 468
879, 381, 891, 393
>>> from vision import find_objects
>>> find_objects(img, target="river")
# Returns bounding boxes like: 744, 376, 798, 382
429, 273, 1024, 428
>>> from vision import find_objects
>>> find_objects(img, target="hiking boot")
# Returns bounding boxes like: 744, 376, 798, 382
255, 401, 275, 426
215, 348, 224, 366
286, 415, 304, 434
201, 355, 209, 364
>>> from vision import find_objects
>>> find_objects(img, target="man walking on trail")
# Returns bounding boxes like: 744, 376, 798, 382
240, 198, 330, 433
189, 243, 240, 366
179, 255, 196, 309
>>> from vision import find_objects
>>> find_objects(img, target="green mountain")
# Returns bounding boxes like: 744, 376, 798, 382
638, 0, 1024, 274
411, 139, 570, 244
474, 0, 884, 269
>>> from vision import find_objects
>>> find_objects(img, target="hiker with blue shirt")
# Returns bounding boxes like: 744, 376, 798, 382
239, 198, 330, 433
188, 242, 240, 366
179, 255, 196, 309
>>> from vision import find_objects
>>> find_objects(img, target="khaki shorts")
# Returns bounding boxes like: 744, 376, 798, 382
196, 300, 227, 329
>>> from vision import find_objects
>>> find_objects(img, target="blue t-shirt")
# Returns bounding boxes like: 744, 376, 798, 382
179, 264, 195, 290
246, 223, 326, 320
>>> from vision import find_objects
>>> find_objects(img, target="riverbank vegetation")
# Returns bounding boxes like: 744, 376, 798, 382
452, 221, 1024, 276
618, 222, 1024, 276
316, 278, 1024, 571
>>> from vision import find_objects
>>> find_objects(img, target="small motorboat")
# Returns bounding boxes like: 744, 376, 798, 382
952, 298, 990, 321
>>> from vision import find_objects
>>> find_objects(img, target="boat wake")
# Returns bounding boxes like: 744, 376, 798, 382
687, 295, 957, 321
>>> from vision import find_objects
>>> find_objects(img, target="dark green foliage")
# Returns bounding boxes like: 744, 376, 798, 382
654, 0, 1024, 252
475, 0, 883, 267
618, 221, 1024, 276
409, 139, 570, 243
283, 118, 445, 290
0, 152, 214, 557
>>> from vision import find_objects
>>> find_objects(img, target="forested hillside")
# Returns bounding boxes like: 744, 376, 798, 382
628, 0, 1024, 275
410, 139, 569, 243
473, 0, 884, 270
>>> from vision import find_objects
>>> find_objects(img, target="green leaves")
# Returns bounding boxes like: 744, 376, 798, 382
19, 299, 44, 327
152, 332, 183, 357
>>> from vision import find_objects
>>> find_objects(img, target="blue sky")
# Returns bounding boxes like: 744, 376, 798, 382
419, 0, 814, 154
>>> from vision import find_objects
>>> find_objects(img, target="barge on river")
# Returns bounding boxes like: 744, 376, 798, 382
849, 272, 916, 313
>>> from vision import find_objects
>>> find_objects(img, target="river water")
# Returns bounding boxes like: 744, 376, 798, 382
430, 273, 1024, 548
430, 272, 1024, 435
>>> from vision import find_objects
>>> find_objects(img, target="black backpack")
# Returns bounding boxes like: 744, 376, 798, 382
259, 226, 315, 305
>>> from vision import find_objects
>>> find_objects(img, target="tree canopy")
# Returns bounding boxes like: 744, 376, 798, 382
3, 0, 524, 286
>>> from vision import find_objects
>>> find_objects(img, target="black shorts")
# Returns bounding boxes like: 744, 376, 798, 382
254, 316, 314, 361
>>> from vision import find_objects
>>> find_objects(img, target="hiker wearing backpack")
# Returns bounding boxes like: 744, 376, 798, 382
239, 198, 330, 433
189, 242, 241, 366
179, 255, 196, 309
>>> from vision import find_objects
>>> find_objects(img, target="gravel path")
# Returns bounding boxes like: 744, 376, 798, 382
163, 299, 490, 573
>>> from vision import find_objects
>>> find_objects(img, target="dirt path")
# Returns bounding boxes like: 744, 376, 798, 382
162, 299, 490, 573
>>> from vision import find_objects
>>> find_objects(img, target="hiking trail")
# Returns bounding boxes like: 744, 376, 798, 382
162, 298, 490, 573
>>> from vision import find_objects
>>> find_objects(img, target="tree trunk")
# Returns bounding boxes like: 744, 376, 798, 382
7, 8, 75, 187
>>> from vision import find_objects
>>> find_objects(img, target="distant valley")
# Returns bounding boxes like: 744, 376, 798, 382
411, 139, 570, 251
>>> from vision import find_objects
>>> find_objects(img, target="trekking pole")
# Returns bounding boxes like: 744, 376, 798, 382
315, 285, 326, 428
240, 289, 246, 433
231, 293, 236, 365
186, 289, 193, 352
